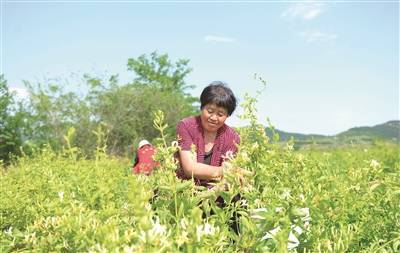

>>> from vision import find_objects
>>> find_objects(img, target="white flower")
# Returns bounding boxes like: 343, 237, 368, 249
254, 198, 263, 207
287, 230, 300, 250
250, 208, 268, 220
176, 230, 189, 246
370, 159, 380, 169
261, 207, 311, 250
151, 218, 167, 236
291, 225, 303, 235
180, 218, 188, 230
138, 217, 168, 244
252, 143, 259, 150
58, 191, 64, 201
4, 226, 12, 236
123, 245, 135, 253
145, 203, 152, 211
281, 189, 291, 200
286, 143, 294, 151
196, 223, 217, 241
261, 226, 280, 240
223, 151, 235, 161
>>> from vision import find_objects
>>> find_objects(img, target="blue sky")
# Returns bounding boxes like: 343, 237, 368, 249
2, 1, 399, 135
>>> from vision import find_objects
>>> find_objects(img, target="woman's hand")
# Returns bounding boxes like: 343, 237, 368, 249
222, 163, 252, 187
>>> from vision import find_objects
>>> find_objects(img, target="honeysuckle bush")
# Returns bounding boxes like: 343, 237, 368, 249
1, 90, 399, 252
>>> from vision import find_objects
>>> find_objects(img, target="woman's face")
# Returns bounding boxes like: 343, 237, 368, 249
200, 103, 229, 133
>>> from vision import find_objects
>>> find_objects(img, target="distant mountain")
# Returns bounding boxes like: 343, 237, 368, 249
265, 120, 399, 147
265, 129, 327, 142
337, 120, 400, 141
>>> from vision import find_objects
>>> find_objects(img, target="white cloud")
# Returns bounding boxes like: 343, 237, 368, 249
282, 2, 323, 20
10, 87, 30, 99
204, 35, 236, 43
300, 30, 337, 43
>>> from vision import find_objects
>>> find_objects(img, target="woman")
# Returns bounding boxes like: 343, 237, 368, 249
132, 139, 158, 175
176, 81, 243, 235
176, 81, 240, 186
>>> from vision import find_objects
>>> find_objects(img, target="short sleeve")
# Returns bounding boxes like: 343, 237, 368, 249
176, 120, 194, 151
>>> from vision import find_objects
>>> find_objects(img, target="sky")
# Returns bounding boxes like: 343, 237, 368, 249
2, 0, 399, 135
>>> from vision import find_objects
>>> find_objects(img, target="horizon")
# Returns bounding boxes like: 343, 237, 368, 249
265, 119, 399, 136
2, 1, 399, 135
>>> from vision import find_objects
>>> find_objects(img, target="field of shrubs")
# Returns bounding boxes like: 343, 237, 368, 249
1, 107, 399, 252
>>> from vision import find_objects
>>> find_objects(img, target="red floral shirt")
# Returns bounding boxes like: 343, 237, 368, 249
176, 116, 240, 186
132, 145, 158, 175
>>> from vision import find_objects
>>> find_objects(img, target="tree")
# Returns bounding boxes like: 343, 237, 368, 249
91, 52, 198, 155
127, 51, 194, 94
0, 75, 23, 163
6, 51, 198, 158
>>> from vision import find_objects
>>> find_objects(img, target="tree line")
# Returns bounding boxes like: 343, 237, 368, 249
0, 52, 198, 164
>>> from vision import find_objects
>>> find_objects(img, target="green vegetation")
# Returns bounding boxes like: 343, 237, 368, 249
0, 52, 197, 163
1, 90, 399, 252
1, 53, 399, 252
1, 126, 399, 252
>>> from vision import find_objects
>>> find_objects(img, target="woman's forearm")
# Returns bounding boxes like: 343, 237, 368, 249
183, 162, 223, 180
179, 150, 223, 180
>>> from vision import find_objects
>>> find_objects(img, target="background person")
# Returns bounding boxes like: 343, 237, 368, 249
132, 139, 158, 175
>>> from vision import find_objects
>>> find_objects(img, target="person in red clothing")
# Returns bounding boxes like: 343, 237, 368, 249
175, 81, 246, 235
132, 140, 158, 175
176, 81, 241, 186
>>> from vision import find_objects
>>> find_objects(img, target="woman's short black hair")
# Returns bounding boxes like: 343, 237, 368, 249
200, 81, 237, 116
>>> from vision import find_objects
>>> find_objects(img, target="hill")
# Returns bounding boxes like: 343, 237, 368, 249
265, 120, 399, 147
337, 120, 400, 141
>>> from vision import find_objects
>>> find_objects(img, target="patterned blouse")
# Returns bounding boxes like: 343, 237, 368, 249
176, 116, 240, 186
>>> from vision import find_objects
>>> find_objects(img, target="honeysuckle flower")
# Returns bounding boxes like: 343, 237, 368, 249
171, 141, 179, 147
58, 191, 64, 201
254, 198, 263, 207
4, 226, 12, 236
287, 230, 300, 250
281, 189, 291, 200
139, 217, 169, 244
250, 208, 268, 220
370, 159, 380, 169
196, 223, 217, 241
176, 230, 189, 247
123, 245, 135, 253
260, 207, 311, 250
151, 218, 167, 236
252, 142, 259, 150
286, 143, 294, 151
88, 243, 107, 253
223, 150, 235, 161
180, 218, 188, 230
291, 225, 303, 235
262, 226, 280, 240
